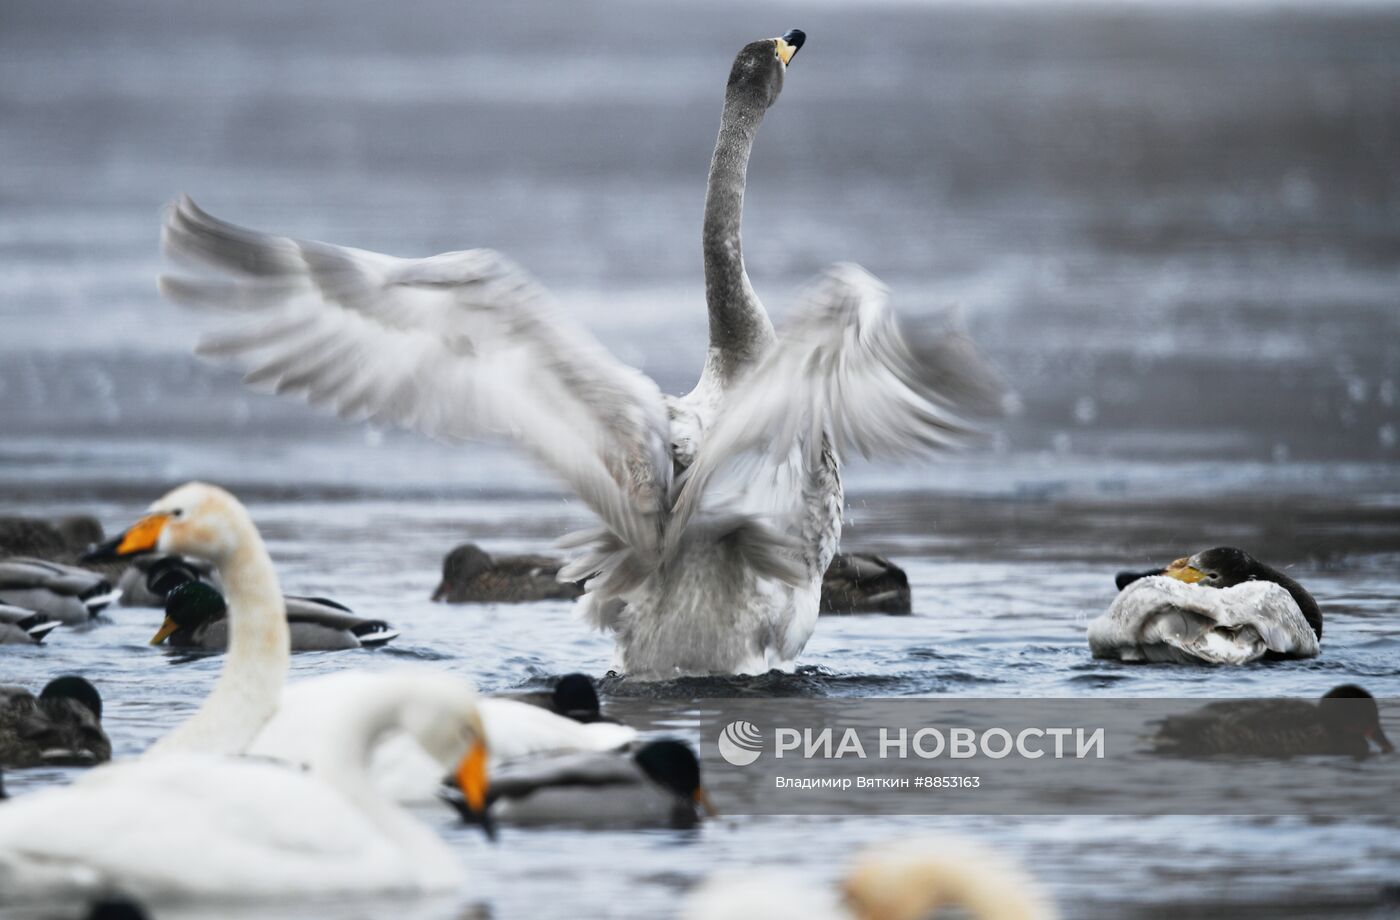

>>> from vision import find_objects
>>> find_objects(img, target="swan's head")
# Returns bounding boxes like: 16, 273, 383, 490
84, 482, 254, 567
841, 838, 1055, 920
381, 672, 493, 831
727, 29, 805, 110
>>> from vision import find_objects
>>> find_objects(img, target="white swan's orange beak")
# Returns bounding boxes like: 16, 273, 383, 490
82, 513, 169, 561
457, 738, 490, 814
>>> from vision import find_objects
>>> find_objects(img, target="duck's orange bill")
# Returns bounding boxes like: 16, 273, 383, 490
1164, 558, 1206, 584
117, 514, 169, 556
457, 739, 490, 813
149, 616, 179, 646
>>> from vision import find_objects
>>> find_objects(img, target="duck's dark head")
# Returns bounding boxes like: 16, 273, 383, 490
40, 675, 103, 722
144, 556, 203, 599
153, 581, 227, 645
727, 29, 804, 112
440, 544, 494, 584
1164, 546, 1322, 638
1320, 685, 1393, 754
551, 673, 602, 721
37, 676, 110, 765
634, 739, 714, 818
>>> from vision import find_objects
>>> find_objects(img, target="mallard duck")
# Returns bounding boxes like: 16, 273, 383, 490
116, 554, 219, 608
0, 605, 59, 645
819, 552, 912, 615
432, 543, 582, 603
156, 28, 1000, 679
0, 515, 103, 560
83, 482, 291, 757
1151, 684, 1392, 757
0, 676, 110, 768
0, 670, 491, 904
0, 558, 118, 626
451, 739, 710, 830
1089, 547, 1320, 664
152, 582, 397, 652
682, 836, 1056, 920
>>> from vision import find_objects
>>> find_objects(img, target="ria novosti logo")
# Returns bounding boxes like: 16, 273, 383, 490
717, 720, 764, 766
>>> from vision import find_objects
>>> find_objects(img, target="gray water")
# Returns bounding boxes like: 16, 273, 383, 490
2, 0, 1399, 917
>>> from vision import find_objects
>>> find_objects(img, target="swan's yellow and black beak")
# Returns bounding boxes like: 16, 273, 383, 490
1163, 556, 1206, 584
149, 616, 180, 646
82, 513, 170, 562
450, 738, 495, 839
775, 29, 805, 65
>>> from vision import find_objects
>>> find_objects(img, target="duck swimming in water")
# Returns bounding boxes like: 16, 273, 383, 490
1089, 546, 1320, 664
0, 677, 111, 768
456, 739, 711, 830
0, 605, 59, 645
432, 543, 582, 604
1151, 685, 1392, 757
0, 558, 118, 626
155, 29, 999, 678
152, 581, 398, 652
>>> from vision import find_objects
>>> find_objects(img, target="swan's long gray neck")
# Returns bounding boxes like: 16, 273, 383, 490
702, 92, 776, 383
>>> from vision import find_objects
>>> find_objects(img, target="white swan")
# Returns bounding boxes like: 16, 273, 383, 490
253, 670, 636, 804
0, 670, 490, 904
1089, 548, 1321, 664
85, 482, 290, 755
681, 836, 1056, 920
156, 31, 1000, 678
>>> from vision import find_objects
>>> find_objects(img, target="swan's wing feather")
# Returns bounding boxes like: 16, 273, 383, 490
671, 263, 1003, 542
1087, 578, 1319, 664
159, 197, 671, 552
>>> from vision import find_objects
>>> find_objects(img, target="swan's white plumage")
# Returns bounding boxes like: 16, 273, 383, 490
1087, 576, 1320, 664
0, 756, 437, 903
0, 670, 488, 905
251, 672, 636, 803
160, 202, 996, 677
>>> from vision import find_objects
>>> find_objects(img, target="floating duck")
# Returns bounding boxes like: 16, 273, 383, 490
153, 581, 398, 652
432, 543, 582, 603
456, 739, 710, 830
1151, 684, 1392, 757
1089, 547, 1320, 664
820, 552, 912, 615
116, 554, 219, 608
0, 558, 118, 626
0, 676, 110, 768
0, 605, 59, 645
0, 515, 103, 561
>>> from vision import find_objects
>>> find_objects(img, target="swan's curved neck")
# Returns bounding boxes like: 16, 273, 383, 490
149, 527, 289, 757
702, 90, 776, 384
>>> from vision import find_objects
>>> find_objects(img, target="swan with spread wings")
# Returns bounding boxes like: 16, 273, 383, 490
157, 30, 1001, 678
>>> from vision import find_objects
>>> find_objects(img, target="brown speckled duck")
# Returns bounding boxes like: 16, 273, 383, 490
432, 543, 583, 604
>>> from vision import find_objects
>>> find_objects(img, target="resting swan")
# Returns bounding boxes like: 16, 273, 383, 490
0, 671, 490, 904
681, 836, 1055, 920
1088, 547, 1321, 664
156, 30, 999, 678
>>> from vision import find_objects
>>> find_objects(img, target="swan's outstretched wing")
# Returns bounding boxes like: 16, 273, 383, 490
670, 263, 1004, 543
159, 197, 671, 553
